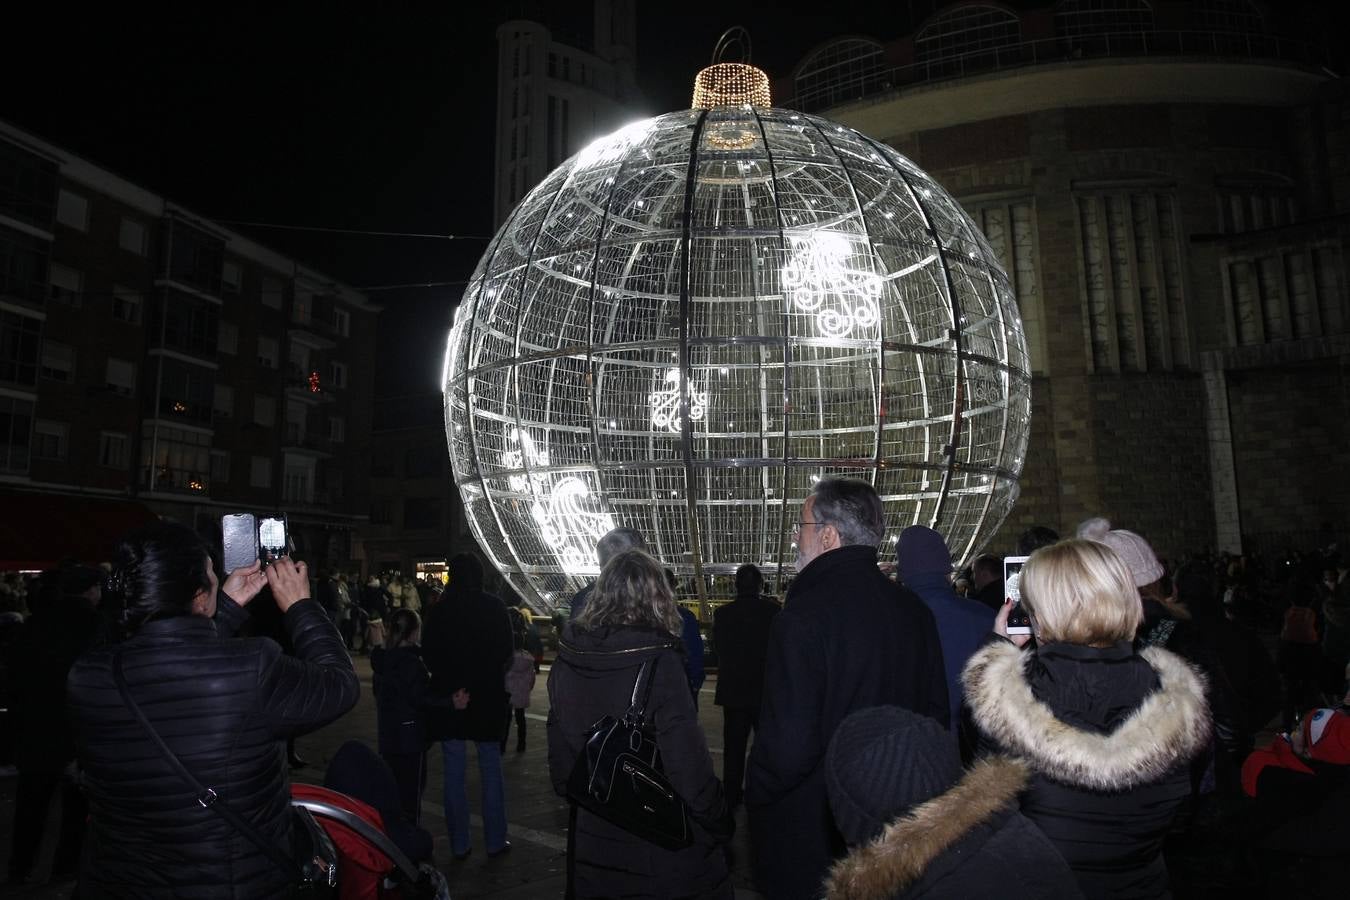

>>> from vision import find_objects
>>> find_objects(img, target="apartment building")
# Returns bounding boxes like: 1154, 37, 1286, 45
0, 120, 378, 571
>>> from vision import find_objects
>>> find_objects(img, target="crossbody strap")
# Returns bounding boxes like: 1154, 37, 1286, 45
624, 646, 671, 724
111, 651, 300, 880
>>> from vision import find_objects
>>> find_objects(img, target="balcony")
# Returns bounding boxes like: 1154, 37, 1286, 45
786, 29, 1325, 113
283, 425, 334, 456
285, 366, 337, 402
141, 465, 210, 495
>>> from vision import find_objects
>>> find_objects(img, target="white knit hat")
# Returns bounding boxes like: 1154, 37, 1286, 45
1077, 517, 1164, 587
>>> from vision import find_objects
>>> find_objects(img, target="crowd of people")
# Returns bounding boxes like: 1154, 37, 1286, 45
1, 479, 1347, 897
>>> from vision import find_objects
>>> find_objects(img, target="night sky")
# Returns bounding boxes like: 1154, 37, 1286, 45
2, 3, 1341, 396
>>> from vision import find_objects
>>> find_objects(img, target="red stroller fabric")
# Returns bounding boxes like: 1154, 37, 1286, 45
292, 783, 397, 900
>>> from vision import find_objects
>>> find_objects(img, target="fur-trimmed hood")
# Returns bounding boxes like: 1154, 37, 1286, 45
961, 640, 1211, 791
825, 757, 1029, 900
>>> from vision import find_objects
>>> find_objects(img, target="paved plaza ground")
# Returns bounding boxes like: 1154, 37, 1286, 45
0, 654, 765, 899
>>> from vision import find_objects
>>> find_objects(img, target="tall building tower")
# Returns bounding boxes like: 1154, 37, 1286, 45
494, 1, 640, 227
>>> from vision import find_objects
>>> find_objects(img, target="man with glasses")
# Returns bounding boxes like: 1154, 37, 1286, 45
746, 476, 948, 900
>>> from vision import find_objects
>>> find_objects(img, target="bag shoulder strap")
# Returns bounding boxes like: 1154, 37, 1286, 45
625, 645, 673, 723
111, 651, 300, 879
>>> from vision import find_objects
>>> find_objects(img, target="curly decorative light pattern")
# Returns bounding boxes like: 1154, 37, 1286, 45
782, 231, 883, 338
649, 368, 708, 432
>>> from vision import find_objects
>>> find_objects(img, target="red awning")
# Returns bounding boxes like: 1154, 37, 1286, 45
0, 490, 159, 571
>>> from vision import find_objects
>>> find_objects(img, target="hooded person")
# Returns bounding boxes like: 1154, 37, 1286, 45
1240, 706, 1350, 867
824, 706, 1081, 900
895, 526, 994, 728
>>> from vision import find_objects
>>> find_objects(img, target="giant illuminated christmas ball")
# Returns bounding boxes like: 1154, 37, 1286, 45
444, 61, 1030, 615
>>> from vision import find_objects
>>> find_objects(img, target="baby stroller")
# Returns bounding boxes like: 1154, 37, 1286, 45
292, 784, 450, 899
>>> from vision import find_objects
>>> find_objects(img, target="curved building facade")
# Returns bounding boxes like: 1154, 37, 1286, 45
773, 1, 1348, 557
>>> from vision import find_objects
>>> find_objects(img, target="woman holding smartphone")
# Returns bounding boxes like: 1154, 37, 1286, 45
68, 521, 359, 898
961, 539, 1210, 899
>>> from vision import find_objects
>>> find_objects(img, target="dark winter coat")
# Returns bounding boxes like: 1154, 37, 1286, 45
962, 639, 1211, 900
547, 623, 732, 900
11, 597, 105, 772
712, 592, 779, 710
67, 595, 359, 899
900, 570, 994, 728
422, 588, 513, 743
371, 644, 432, 756
825, 757, 1083, 900
746, 545, 950, 900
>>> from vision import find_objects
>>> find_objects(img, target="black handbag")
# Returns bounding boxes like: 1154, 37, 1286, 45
112, 652, 338, 898
566, 653, 693, 850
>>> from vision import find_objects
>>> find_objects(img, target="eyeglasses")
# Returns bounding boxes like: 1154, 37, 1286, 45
791, 521, 825, 536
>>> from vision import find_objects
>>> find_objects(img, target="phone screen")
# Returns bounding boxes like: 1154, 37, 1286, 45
1003, 555, 1031, 635
258, 517, 287, 558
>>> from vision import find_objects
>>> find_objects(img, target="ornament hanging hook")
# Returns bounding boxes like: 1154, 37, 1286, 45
711, 26, 752, 66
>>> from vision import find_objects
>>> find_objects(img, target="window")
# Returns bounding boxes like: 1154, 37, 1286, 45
0, 141, 57, 231
1225, 244, 1346, 345
562, 56, 570, 81
40, 340, 74, 382
1216, 177, 1296, 234
99, 431, 128, 468
285, 400, 307, 444
1075, 189, 1190, 371
1054, 1, 1154, 38
332, 307, 350, 337
154, 291, 219, 357
250, 454, 272, 488
112, 285, 142, 323
213, 383, 234, 417
292, 290, 312, 325
105, 357, 136, 395
403, 496, 441, 530
915, 5, 1021, 72
970, 199, 1047, 374
548, 52, 557, 77
119, 217, 148, 255
547, 95, 559, 168
288, 341, 310, 378
261, 275, 285, 309
217, 320, 238, 354
49, 263, 82, 306
0, 230, 50, 305
257, 335, 279, 368
329, 415, 345, 443
56, 189, 89, 231
370, 498, 393, 524
222, 261, 242, 293
210, 449, 231, 485
32, 419, 67, 460
0, 395, 33, 473
329, 360, 348, 389
0, 308, 42, 386
404, 445, 441, 478
141, 423, 210, 492
158, 359, 212, 422
283, 456, 315, 503
794, 38, 889, 113
253, 395, 276, 427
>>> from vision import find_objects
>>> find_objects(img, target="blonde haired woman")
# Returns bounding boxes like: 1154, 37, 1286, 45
962, 539, 1210, 900
547, 549, 732, 899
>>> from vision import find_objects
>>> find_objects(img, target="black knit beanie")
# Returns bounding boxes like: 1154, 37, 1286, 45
825, 706, 963, 845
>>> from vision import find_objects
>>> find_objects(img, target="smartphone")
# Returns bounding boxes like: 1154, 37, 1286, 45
1003, 555, 1032, 636
222, 513, 259, 574
258, 515, 289, 562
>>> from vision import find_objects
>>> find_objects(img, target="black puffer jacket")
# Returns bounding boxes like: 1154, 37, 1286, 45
68, 595, 359, 899
962, 639, 1210, 900
547, 623, 733, 900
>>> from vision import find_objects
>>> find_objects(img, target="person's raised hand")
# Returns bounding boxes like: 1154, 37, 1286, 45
222, 560, 267, 607
994, 597, 1032, 648
265, 557, 311, 613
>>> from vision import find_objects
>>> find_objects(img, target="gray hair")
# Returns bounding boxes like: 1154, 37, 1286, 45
812, 477, 885, 547
596, 527, 647, 567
